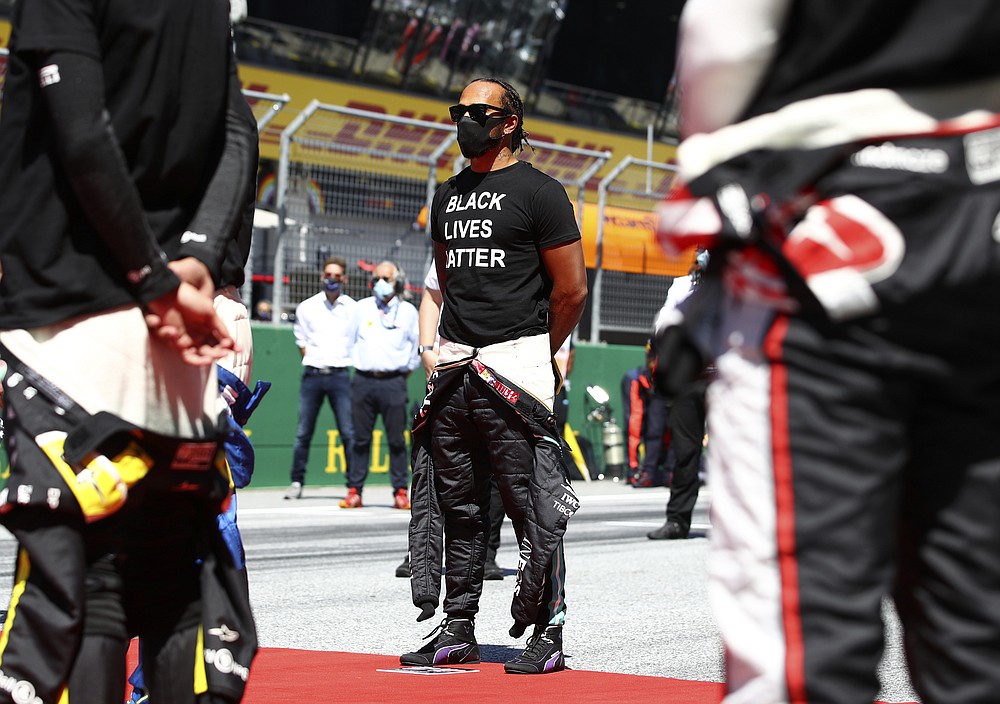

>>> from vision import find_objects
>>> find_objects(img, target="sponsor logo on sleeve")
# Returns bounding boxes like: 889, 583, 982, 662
38, 64, 60, 88
965, 127, 1000, 185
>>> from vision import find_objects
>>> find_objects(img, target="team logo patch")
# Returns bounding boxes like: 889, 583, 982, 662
171, 442, 217, 471
851, 142, 949, 174
39, 64, 61, 88
470, 360, 519, 405
965, 127, 1000, 185
782, 194, 905, 320
204, 648, 250, 682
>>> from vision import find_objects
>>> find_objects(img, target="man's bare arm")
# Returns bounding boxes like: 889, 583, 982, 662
541, 240, 588, 355
418, 286, 443, 377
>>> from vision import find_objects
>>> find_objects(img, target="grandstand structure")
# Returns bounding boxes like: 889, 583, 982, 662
234, 0, 680, 141
0, 7, 693, 345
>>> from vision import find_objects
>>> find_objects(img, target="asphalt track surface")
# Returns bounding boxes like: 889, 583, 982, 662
0, 480, 919, 702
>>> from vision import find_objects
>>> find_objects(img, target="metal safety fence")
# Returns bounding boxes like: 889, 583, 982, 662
241, 89, 291, 306
0, 46, 684, 342
271, 100, 455, 318
243, 88, 291, 131
590, 156, 682, 342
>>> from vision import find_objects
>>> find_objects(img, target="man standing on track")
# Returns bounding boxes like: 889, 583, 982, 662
403, 77, 587, 675
343, 260, 419, 510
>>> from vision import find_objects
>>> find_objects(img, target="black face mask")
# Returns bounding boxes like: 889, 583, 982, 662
456, 115, 505, 158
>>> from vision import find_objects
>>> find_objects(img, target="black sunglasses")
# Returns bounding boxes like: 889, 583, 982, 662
448, 103, 511, 125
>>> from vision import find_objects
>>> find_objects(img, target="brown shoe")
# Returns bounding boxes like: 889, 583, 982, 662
394, 489, 411, 510
339, 488, 362, 508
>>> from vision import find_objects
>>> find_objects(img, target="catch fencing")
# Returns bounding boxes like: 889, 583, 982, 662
590, 156, 682, 342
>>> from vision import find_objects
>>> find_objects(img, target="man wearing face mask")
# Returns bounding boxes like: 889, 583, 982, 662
403, 78, 587, 675
343, 260, 420, 509
284, 256, 357, 499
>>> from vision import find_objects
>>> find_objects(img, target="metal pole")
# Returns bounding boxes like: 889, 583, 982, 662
273, 99, 320, 324
590, 155, 636, 343
574, 150, 611, 229
242, 90, 291, 131
646, 123, 653, 193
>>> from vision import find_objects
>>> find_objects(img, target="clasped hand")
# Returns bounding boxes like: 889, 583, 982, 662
143, 257, 238, 366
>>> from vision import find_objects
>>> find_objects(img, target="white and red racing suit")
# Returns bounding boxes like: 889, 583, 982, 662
659, 2, 1000, 703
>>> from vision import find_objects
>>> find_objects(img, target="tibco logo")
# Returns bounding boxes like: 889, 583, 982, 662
204, 648, 250, 682
0, 668, 42, 704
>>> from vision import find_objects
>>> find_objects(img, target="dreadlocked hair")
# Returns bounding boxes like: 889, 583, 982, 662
472, 77, 532, 153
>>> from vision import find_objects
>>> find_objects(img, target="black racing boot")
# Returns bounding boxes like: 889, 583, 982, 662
400, 617, 480, 666
504, 625, 565, 674
647, 520, 687, 540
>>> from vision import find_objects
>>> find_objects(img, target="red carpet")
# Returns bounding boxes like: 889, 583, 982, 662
127, 641, 722, 703
242, 649, 725, 704
126, 643, 917, 703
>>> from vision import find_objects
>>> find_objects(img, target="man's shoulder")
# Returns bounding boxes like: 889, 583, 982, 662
502, 161, 561, 188
296, 291, 324, 312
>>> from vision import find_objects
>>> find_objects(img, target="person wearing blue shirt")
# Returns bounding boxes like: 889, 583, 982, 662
343, 260, 420, 509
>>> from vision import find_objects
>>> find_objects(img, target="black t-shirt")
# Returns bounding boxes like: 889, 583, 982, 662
431, 161, 580, 347
0, 0, 233, 328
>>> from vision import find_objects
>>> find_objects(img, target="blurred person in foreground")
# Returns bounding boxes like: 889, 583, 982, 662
127, 74, 270, 704
657, 1, 1000, 702
402, 78, 587, 674
0, 1, 258, 701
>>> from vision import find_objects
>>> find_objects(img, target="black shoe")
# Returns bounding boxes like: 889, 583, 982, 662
400, 617, 480, 666
505, 625, 565, 674
647, 520, 687, 540
395, 556, 411, 578
483, 558, 504, 581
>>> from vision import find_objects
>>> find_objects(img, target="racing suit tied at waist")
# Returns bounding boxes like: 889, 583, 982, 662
437, 333, 556, 412
409, 352, 578, 635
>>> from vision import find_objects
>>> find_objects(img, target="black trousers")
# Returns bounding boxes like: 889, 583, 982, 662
638, 394, 672, 485
349, 374, 410, 492
664, 380, 706, 532
428, 375, 566, 623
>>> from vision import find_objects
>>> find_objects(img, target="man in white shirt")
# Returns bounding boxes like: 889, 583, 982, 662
343, 260, 420, 509
284, 256, 357, 499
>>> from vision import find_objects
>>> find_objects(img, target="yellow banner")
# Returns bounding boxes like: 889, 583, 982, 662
575, 203, 693, 277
